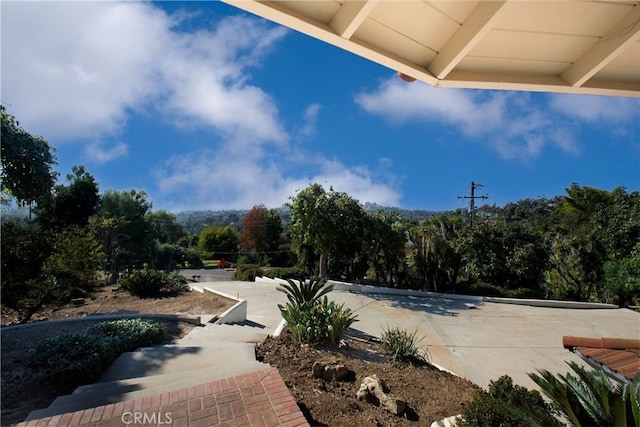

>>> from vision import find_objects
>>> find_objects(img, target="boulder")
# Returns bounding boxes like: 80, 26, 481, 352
357, 374, 406, 416
312, 361, 352, 381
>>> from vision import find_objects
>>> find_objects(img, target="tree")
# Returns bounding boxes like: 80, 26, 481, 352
365, 210, 407, 286
43, 226, 104, 292
93, 189, 152, 282
146, 210, 187, 244
463, 220, 548, 291
1, 106, 58, 209
288, 184, 367, 278
198, 225, 238, 259
239, 205, 270, 254
36, 165, 100, 229
409, 214, 466, 292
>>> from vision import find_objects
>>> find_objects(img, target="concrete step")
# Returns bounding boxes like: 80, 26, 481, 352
26, 362, 270, 421
98, 343, 257, 382
177, 323, 269, 344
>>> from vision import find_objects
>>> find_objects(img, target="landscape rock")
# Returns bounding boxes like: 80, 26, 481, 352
357, 374, 406, 415
312, 361, 352, 381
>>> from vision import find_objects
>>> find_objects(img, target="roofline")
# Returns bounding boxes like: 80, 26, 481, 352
222, 0, 640, 98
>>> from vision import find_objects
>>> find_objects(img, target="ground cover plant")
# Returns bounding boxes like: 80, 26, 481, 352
25, 318, 164, 387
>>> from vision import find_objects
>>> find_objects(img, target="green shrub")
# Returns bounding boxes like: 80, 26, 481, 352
25, 333, 114, 386
380, 326, 428, 365
281, 295, 358, 345
460, 375, 559, 427
463, 281, 508, 297
117, 269, 190, 297
118, 269, 165, 297
26, 318, 165, 388
164, 272, 190, 294
277, 277, 357, 345
232, 264, 263, 281
529, 362, 640, 426
262, 267, 308, 281
508, 287, 543, 299
87, 318, 165, 352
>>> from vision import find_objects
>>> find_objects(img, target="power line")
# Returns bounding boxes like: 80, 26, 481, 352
458, 181, 488, 228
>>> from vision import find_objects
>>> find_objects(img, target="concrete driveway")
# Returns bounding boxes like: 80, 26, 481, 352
200, 280, 639, 390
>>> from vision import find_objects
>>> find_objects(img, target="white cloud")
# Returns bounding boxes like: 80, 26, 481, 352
3, 2, 401, 210
154, 145, 400, 211
299, 103, 321, 138
84, 141, 128, 164
549, 94, 640, 122
1, 2, 287, 144
355, 79, 588, 161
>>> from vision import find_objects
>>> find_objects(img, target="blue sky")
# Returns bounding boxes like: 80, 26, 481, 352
2, 1, 639, 213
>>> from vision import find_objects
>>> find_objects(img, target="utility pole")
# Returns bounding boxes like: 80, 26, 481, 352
458, 181, 489, 228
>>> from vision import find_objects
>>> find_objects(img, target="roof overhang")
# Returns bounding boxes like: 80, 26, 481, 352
222, 0, 640, 98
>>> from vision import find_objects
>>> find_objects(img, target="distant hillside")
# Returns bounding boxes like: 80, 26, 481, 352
175, 205, 441, 235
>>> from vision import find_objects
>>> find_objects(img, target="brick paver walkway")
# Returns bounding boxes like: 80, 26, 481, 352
18, 368, 309, 427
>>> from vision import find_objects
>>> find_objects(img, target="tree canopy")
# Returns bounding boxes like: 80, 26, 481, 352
1, 106, 58, 208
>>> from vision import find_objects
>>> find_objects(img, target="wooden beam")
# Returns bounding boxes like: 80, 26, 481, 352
330, 1, 376, 39
428, 1, 508, 80
562, 5, 640, 87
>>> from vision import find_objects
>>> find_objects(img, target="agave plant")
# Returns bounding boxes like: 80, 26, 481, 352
277, 277, 334, 311
528, 361, 640, 427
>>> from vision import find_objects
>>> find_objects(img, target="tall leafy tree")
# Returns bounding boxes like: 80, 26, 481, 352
239, 204, 270, 253
288, 183, 367, 278
409, 214, 466, 292
93, 189, 152, 282
146, 210, 187, 244
0, 106, 58, 209
365, 210, 407, 286
198, 225, 238, 259
36, 165, 100, 229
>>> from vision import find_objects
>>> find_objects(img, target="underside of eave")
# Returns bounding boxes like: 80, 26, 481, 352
222, 0, 640, 98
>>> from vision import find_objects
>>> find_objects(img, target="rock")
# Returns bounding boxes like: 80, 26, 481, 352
357, 374, 406, 416
312, 361, 352, 381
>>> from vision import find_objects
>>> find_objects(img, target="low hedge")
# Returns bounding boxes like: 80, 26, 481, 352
261, 267, 308, 281
26, 318, 165, 387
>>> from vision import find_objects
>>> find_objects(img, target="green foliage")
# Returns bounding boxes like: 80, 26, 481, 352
0, 221, 52, 308
117, 269, 189, 297
380, 326, 428, 365
26, 319, 164, 387
43, 226, 104, 292
35, 165, 100, 230
280, 295, 358, 345
288, 183, 368, 278
408, 214, 466, 292
460, 281, 508, 297
261, 267, 308, 281
1, 106, 58, 207
93, 189, 153, 283
601, 244, 640, 307
529, 361, 640, 427
277, 277, 357, 345
146, 210, 187, 244
87, 318, 165, 351
464, 220, 548, 291
277, 277, 334, 311
365, 210, 408, 287
460, 375, 559, 427
198, 225, 238, 258
232, 264, 264, 281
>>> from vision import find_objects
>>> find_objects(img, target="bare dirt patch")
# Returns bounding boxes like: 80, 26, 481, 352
257, 329, 480, 426
1, 286, 235, 425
